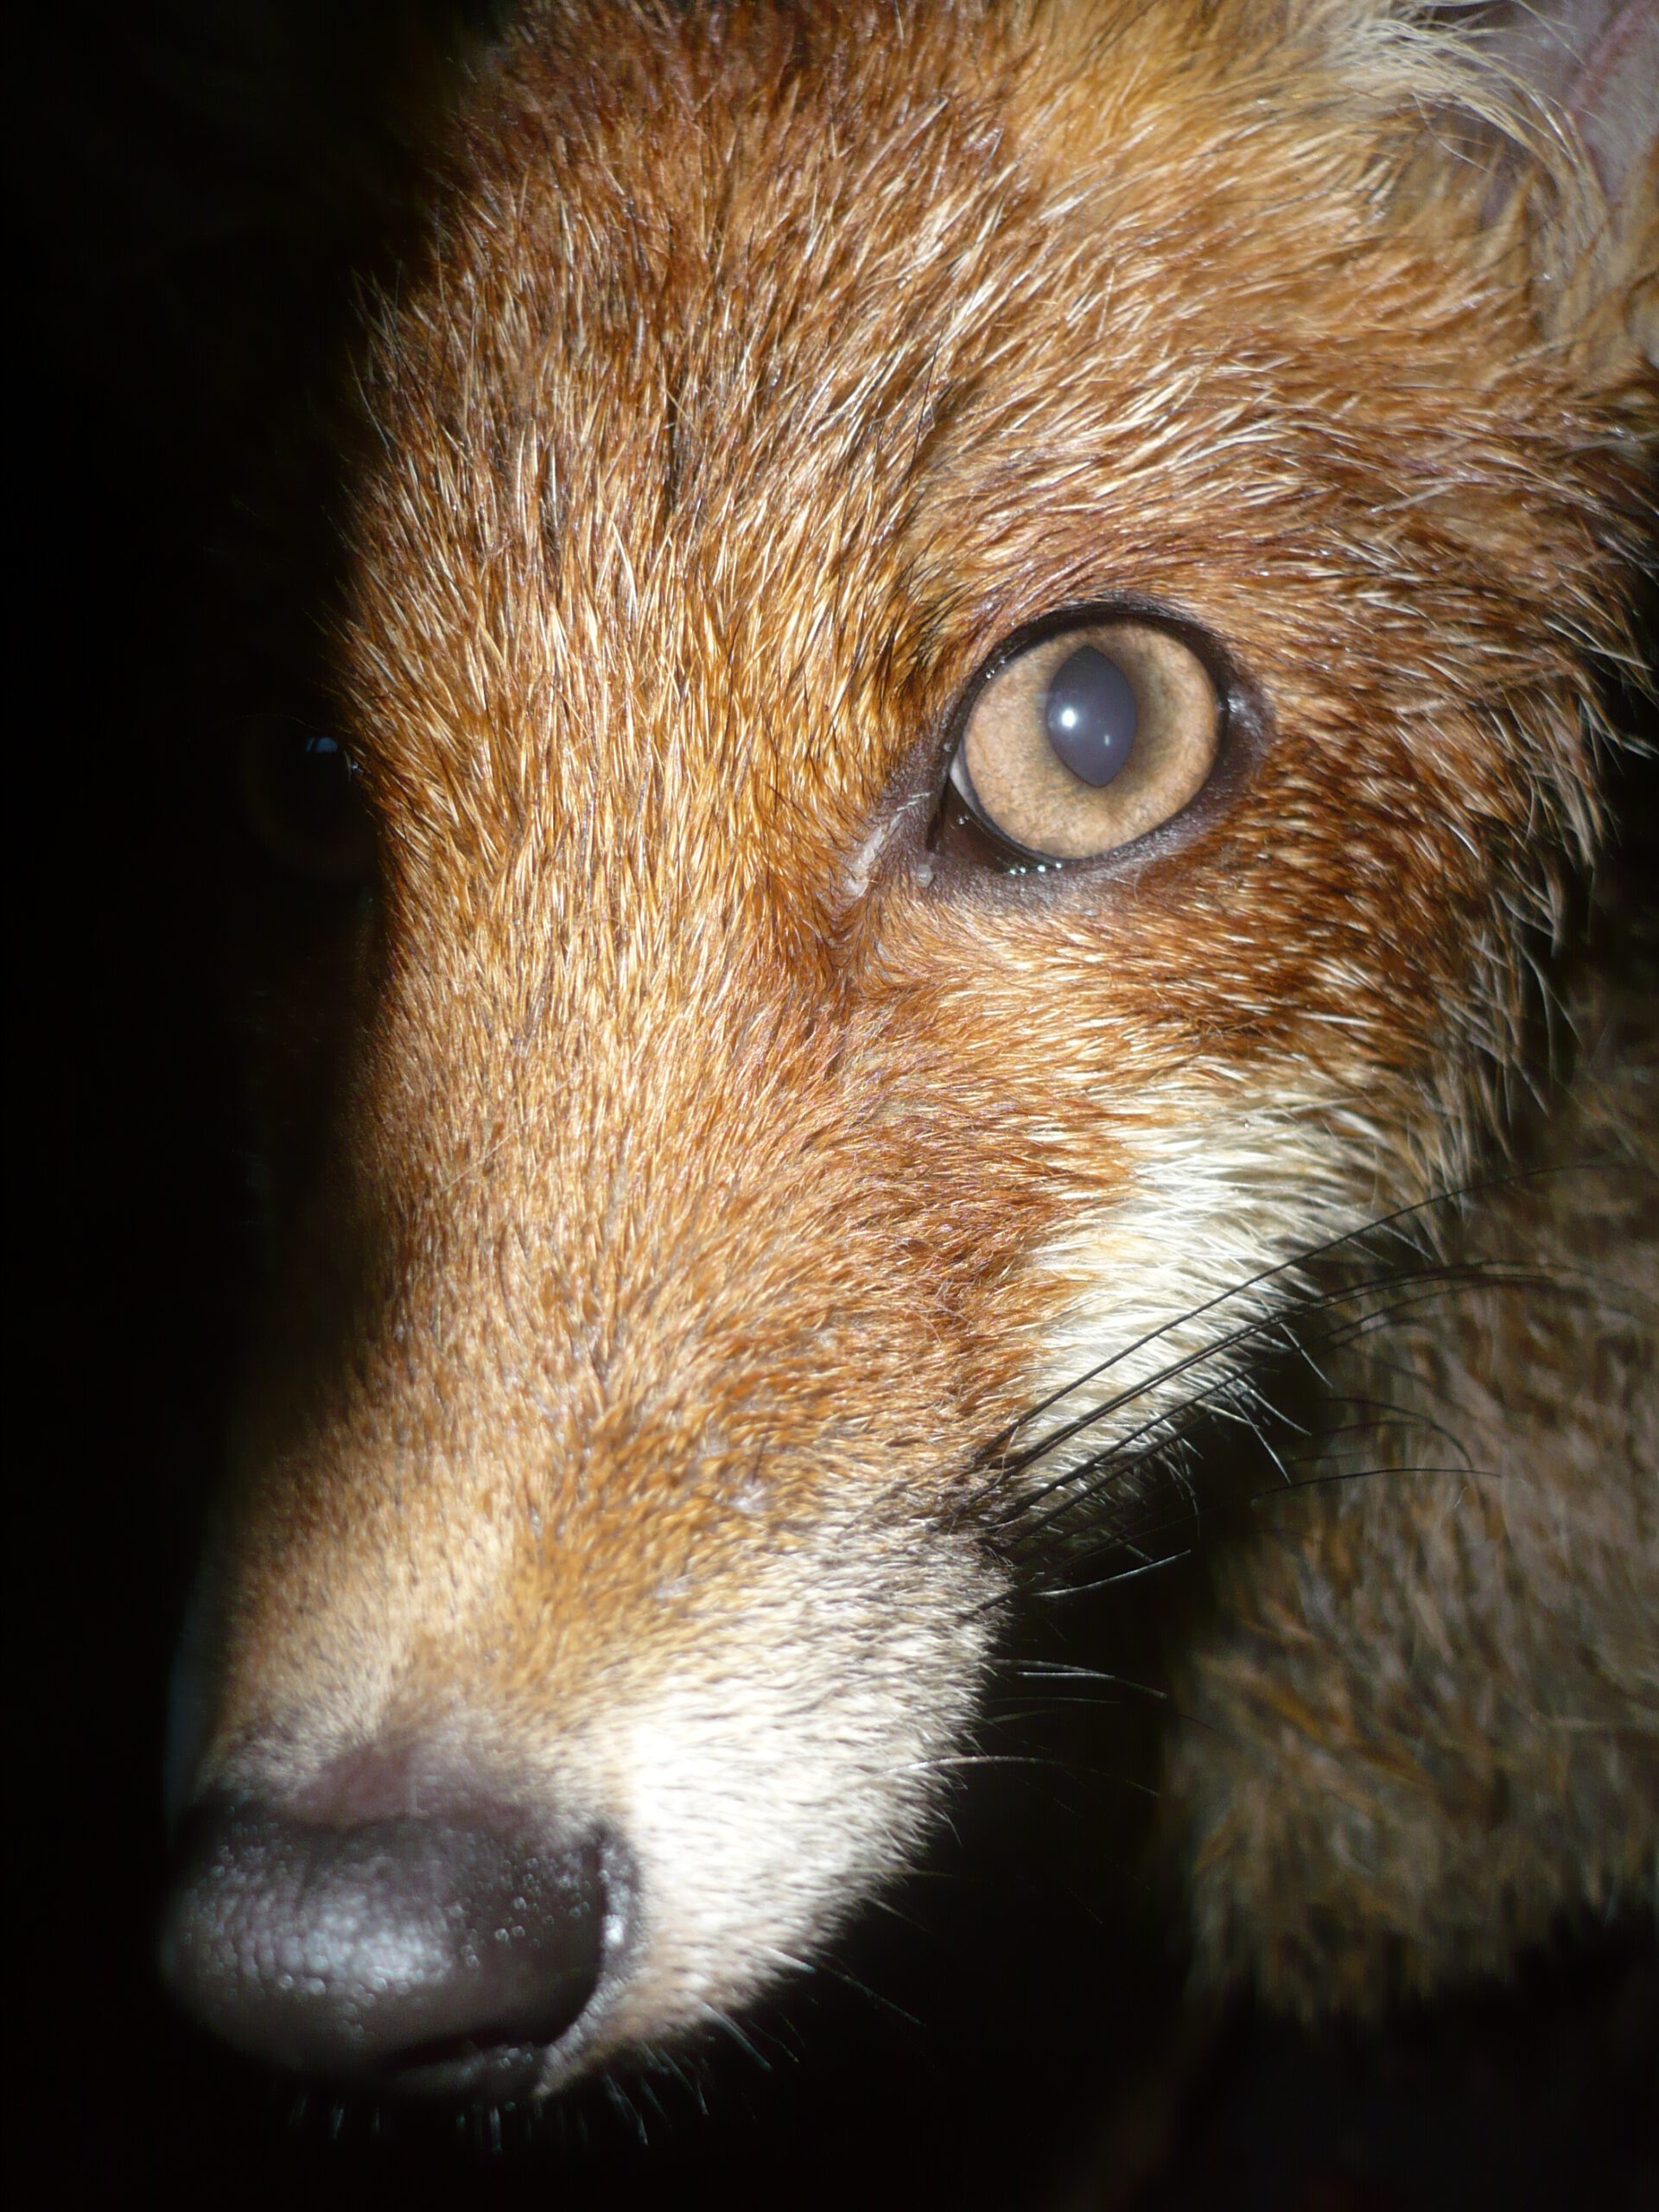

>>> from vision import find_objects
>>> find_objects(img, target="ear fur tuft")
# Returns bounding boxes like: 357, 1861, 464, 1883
1342, 0, 1656, 372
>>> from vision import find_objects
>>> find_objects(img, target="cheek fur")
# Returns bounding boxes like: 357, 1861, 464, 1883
1014, 1084, 1382, 1478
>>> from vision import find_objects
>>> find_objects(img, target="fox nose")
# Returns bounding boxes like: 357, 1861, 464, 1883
159, 1798, 608, 2099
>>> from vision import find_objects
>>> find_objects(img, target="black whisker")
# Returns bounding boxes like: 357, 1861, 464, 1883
970, 1163, 1606, 1466
985, 1255, 1586, 1554
1251, 1459, 1502, 1503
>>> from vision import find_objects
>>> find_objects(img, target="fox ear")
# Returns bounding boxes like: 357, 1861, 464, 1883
1450, 0, 1656, 372
1269, 0, 1656, 371
1479, 0, 1656, 209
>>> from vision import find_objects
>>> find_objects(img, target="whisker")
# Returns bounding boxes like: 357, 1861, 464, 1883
1012, 1662, 1169, 1698
988, 1256, 1484, 1498
987, 1255, 1581, 1549
1252, 1458, 1502, 1501
983, 1154, 1640, 1510
1029, 1548, 1193, 1601
974, 1161, 1615, 1465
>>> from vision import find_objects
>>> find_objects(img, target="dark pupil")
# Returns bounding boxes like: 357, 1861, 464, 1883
1043, 645, 1136, 787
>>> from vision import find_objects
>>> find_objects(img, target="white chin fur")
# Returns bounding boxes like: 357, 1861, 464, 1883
559, 1499, 999, 2068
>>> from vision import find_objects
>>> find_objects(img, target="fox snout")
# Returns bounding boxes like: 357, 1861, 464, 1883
159, 914, 1007, 2084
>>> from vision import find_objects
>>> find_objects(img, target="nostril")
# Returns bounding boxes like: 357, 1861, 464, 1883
159, 1796, 607, 2097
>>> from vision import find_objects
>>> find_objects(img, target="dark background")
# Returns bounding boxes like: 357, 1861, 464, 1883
10, 4, 1656, 2204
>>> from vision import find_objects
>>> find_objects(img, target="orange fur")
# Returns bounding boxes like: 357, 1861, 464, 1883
162, 0, 1656, 2100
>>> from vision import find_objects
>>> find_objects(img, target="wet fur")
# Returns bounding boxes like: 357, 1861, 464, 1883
162, 0, 1656, 2082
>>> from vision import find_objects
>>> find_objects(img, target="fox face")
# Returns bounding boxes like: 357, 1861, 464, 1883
160, 0, 1657, 2102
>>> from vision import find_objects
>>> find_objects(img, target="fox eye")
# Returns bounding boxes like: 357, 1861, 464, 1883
240, 710, 375, 885
943, 619, 1221, 866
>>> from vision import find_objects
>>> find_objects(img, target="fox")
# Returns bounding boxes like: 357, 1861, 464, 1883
156, 0, 1657, 2143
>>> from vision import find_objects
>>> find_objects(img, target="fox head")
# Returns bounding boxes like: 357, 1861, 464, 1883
160, 0, 1656, 2099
